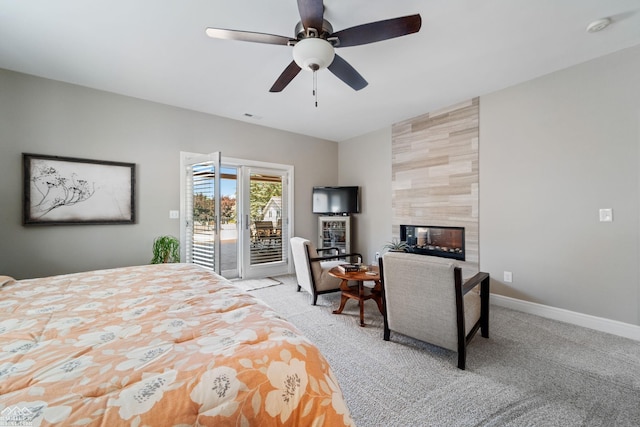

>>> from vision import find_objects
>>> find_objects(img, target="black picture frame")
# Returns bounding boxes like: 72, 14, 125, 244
23, 153, 136, 225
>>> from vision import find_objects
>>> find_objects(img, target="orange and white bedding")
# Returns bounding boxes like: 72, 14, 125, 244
0, 264, 354, 426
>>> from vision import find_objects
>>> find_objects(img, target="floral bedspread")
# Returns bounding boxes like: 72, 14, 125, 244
0, 264, 354, 426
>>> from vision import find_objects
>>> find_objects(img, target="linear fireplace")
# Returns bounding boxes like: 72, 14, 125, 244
400, 225, 465, 261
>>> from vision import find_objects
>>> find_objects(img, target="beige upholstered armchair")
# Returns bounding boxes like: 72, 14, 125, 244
379, 252, 490, 370
290, 237, 362, 305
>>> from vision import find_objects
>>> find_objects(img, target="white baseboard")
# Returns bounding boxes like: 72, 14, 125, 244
491, 294, 640, 342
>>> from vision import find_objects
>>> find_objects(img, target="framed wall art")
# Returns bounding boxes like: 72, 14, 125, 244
23, 153, 136, 225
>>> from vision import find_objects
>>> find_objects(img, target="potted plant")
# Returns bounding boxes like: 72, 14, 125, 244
151, 235, 180, 264
383, 239, 410, 252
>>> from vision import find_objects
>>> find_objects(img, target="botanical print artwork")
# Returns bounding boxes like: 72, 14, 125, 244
29, 162, 96, 218
24, 154, 134, 224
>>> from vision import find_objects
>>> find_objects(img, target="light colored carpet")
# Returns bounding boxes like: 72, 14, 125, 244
252, 274, 640, 427
231, 277, 281, 292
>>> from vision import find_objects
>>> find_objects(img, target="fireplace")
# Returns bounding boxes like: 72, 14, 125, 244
400, 225, 465, 261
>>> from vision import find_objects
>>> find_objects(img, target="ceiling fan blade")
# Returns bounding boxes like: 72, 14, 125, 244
269, 61, 302, 92
331, 14, 422, 48
205, 28, 292, 45
297, 0, 324, 32
327, 54, 368, 91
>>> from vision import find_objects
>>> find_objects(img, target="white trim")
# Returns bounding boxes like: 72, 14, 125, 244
491, 294, 640, 341
222, 156, 291, 171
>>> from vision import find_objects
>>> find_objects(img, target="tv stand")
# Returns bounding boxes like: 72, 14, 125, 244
318, 216, 351, 254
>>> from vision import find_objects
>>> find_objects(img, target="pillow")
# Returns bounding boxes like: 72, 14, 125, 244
0, 275, 16, 288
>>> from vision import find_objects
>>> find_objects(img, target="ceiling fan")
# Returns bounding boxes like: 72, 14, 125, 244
205, 0, 422, 94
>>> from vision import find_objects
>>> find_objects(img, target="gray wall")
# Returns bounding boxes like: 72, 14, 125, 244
480, 45, 640, 326
340, 45, 640, 326
339, 127, 392, 264
0, 69, 338, 279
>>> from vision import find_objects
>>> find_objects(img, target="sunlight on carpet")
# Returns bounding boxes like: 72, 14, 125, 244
231, 277, 282, 292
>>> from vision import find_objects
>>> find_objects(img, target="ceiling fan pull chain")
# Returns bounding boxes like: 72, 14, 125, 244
313, 69, 318, 108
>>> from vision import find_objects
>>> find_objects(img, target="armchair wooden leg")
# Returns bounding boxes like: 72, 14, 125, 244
312, 293, 318, 305
382, 296, 390, 341
457, 349, 467, 370
383, 308, 391, 340
480, 276, 490, 338
457, 336, 467, 370
297, 285, 301, 292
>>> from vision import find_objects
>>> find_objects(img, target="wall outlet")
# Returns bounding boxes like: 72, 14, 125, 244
503, 271, 513, 283
375, 252, 380, 263
169, 210, 179, 219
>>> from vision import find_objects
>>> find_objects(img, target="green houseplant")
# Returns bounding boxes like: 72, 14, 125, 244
151, 235, 180, 264
383, 238, 410, 252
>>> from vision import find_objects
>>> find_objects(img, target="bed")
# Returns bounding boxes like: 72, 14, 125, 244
0, 263, 354, 426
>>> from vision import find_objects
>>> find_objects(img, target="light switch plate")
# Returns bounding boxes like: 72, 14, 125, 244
503, 271, 513, 283
599, 208, 613, 222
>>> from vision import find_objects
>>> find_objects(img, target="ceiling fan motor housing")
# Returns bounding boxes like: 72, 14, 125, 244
294, 20, 334, 40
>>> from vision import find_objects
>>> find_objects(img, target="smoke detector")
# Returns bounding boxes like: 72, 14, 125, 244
586, 18, 611, 33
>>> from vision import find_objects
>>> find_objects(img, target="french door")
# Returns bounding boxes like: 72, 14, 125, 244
242, 166, 290, 279
181, 152, 222, 274
181, 153, 293, 279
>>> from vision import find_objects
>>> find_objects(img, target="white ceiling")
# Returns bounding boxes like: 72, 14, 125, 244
1, 1, 639, 142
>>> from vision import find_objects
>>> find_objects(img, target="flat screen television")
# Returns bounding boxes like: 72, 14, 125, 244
312, 186, 360, 214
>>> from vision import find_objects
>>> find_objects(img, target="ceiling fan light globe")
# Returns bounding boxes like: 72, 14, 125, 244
292, 38, 335, 71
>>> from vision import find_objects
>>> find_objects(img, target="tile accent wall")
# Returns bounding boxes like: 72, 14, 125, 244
391, 98, 479, 276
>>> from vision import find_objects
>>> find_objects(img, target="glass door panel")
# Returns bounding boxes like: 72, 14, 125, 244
243, 167, 289, 278
220, 167, 239, 278
250, 171, 283, 265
